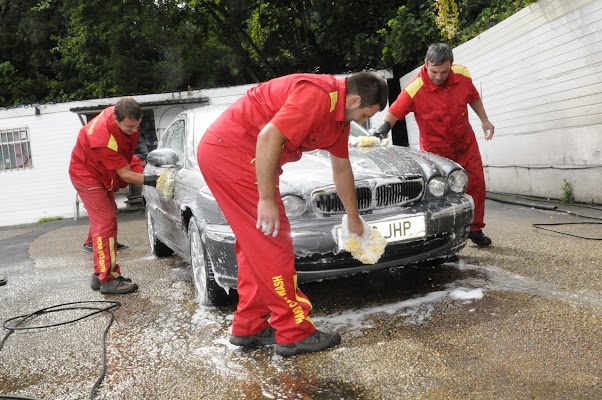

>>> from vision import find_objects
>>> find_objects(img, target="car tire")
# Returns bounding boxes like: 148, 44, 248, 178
188, 218, 229, 306
146, 206, 173, 257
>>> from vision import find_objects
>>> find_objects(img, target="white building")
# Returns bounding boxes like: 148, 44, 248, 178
0, 85, 254, 227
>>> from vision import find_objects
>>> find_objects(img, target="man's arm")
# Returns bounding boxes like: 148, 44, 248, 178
255, 122, 287, 237
116, 165, 158, 186
330, 154, 364, 236
370, 112, 400, 138
382, 112, 399, 127
116, 165, 144, 185
469, 98, 495, 140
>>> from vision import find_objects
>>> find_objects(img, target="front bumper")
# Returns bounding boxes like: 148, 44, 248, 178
203, 194, 474, 288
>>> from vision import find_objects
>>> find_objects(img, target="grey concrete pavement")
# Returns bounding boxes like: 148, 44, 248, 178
0, 200, 601, 399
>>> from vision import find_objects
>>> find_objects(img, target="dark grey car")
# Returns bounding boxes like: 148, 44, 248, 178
143, 105, 474, 306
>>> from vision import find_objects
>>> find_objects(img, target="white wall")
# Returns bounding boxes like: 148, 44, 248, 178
396, 0, 602, 203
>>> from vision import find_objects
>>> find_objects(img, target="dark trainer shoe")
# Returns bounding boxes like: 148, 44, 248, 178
82, 243, 128, 254
230, 326, 276, 347
91, 274, 132, 291
275, 330, 341, 357
469, 230, 493, 247
99, 277, 138, 294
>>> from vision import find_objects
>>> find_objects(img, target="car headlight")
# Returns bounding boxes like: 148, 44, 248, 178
282, 195, 306, 218
428, 177, 447, 197
448, 169, 468, 193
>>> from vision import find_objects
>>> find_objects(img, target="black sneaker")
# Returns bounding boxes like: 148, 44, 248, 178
91, 274, 132, 291
230, 326, 276, 347
82, 243, 128, 254
274, 330, 341, 357
469, 230, 493, 247
99, 277, 138, 294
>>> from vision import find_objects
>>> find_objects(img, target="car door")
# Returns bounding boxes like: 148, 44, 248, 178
152, 117, 189, 254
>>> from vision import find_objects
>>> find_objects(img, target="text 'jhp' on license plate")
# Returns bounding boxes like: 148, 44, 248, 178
336, 214, 426, 250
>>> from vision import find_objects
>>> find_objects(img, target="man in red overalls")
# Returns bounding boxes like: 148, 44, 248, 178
198, 72, 388, 356
372, 43, 495, 247
69, 97, 159, 294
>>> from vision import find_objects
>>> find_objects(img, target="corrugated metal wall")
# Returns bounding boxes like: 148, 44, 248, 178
399, 0, 602, 203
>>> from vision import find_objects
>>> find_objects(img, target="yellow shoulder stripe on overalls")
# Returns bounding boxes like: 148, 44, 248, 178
108, 135, 118, 152
329, 91, 337, 112
405, 78, 424, 98
452, 65, 471, 78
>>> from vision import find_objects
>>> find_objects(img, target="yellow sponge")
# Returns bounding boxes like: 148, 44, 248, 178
357, 136, 380, 147
340, 215, 387, 264
156, 170, 175, 200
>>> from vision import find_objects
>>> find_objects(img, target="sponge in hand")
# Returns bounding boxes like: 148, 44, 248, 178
340, 215, 387, 264
156, 170, 176, 201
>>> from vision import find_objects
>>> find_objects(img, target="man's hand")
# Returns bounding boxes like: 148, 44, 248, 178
346, 213, 364, 237
143, 175, 160, 187
368, 121, 391, 139
482, 120, 495, 141
256, 199, 280, 237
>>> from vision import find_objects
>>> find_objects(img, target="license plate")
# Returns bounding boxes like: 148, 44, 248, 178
336, 215, 426, 251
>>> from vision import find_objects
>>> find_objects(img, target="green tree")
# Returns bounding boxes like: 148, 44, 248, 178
246, 0, 395, 76
381, 2, 442, 74
0, 0, 67, 106
0, 0, 540, 107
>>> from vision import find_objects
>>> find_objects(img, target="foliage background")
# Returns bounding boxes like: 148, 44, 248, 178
0, 0, 536, 107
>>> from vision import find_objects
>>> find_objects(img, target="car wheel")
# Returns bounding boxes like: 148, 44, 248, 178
146, 206, 173, 257
188, 217, 229, 306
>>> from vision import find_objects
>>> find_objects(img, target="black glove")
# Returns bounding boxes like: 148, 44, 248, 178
369, 121, 391, 139
144, 175, 160, 187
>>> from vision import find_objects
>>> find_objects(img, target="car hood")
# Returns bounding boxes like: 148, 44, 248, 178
279, 145, 460, 196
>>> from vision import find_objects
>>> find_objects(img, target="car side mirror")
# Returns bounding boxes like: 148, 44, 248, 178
147, 149, 179, 168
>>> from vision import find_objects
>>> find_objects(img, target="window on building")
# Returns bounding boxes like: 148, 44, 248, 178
0, 127, 33, 172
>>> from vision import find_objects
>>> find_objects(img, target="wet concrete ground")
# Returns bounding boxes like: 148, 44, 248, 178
0, 198, 601, 399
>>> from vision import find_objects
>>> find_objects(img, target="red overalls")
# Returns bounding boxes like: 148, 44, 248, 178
389, 64, 487, 231
69, 107, 139, 283
82, 155, 144, 248
198, 74, 349, 344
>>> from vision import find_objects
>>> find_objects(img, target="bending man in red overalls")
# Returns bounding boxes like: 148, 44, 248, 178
372, 43, 495, 247
69, 97, 159, 294
198, 72, 388, 356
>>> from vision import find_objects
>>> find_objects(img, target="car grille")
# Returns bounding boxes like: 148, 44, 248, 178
311, 177, 424, 214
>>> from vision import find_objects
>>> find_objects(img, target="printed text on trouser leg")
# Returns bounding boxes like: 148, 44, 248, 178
272, 275, 305, 325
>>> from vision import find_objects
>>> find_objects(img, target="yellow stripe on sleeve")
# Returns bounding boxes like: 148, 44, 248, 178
452, 65, 472, 78
107, 135, 118, 152
405, 78, 424, 98
329, 91, 337, 112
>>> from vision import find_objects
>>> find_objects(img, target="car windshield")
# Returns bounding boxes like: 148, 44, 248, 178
349, 121, 370, 137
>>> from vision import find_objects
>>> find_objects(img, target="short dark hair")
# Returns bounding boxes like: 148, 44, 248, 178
114, 97, 142, 122
425, 43, 454, 66
347, 71, 389, 111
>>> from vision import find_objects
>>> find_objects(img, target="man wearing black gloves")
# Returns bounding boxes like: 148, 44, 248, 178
69, 97, 159, 294
372, 43, 495, 247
